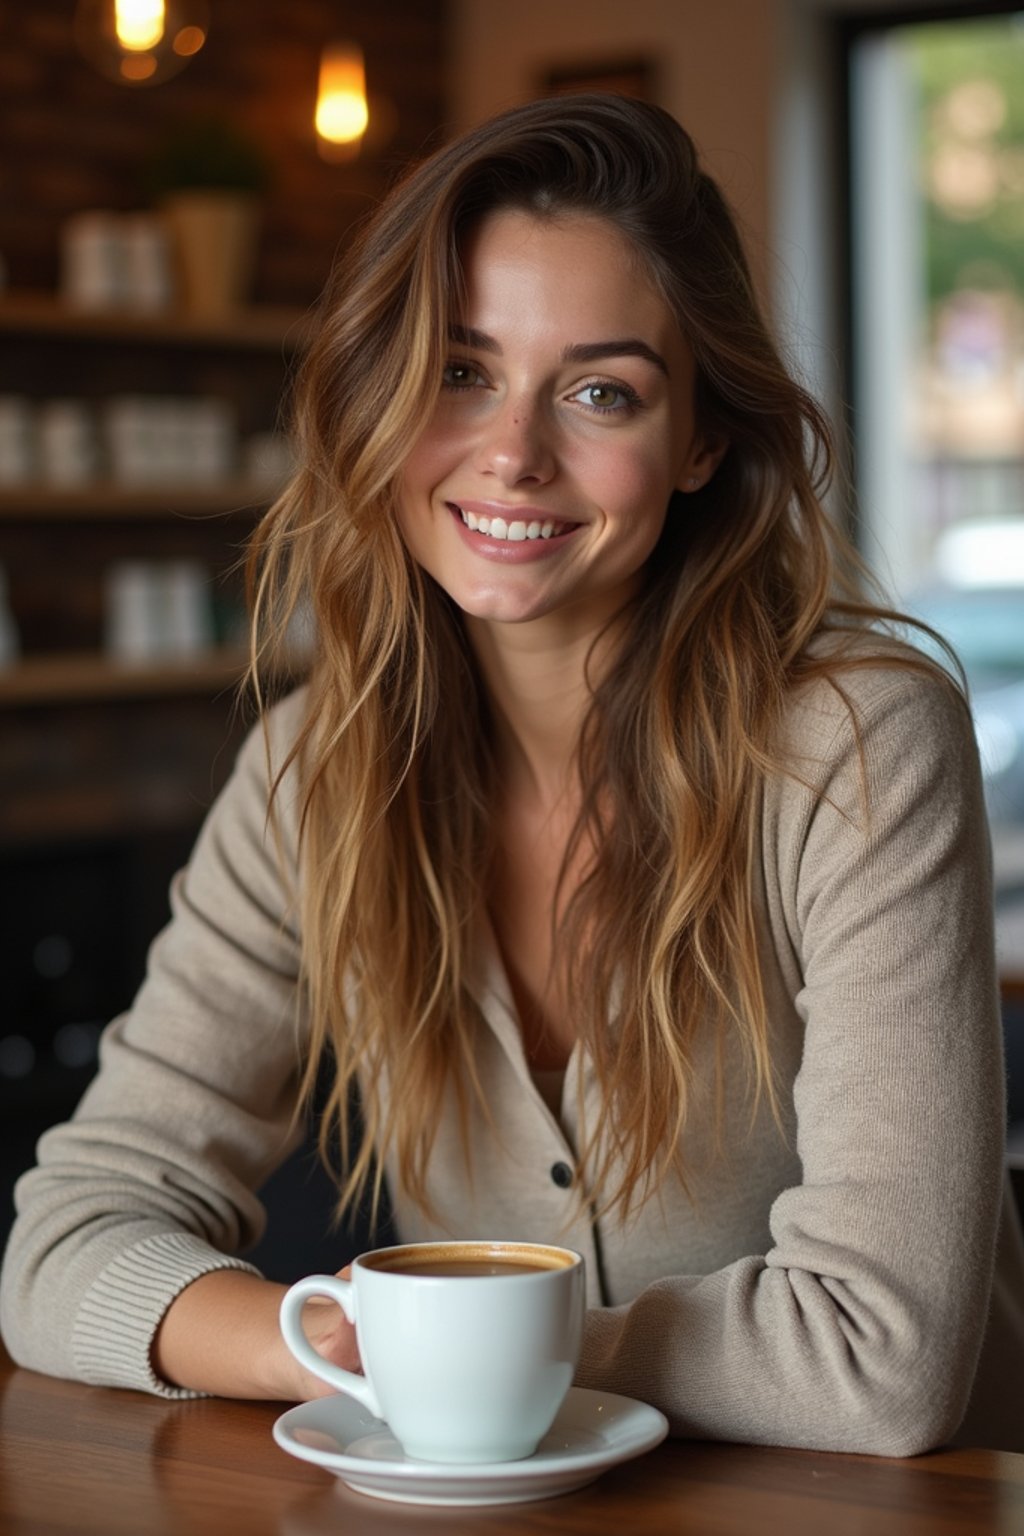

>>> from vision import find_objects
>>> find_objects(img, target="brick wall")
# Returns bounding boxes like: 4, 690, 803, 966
0, 0, 449, 305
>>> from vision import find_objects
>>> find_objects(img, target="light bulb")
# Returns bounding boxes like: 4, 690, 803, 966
316, 43, 369, 157
115, 0, 165, 52
75, 0, 209, 87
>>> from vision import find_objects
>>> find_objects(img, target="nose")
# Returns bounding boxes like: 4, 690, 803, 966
474, 396, 556, 487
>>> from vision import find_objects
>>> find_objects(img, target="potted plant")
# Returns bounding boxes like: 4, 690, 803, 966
144, 117, 270, 316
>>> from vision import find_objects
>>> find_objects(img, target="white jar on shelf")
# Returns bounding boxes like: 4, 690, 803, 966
120, 215, 175, 313
60, 211, 127, 310
104, 561, 162, 660
187, 397, 236, 483
104, 559, 215, 660
0, 396, 37, 484
162, 561, 215, 656
37, 399, 99, 485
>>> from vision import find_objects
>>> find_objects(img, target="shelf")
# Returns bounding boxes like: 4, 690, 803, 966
0, 285, 302, 853
0, 290, 312, 351
0, 649, 252, 705
0, 784, 217, 849
0, 480, 278, 519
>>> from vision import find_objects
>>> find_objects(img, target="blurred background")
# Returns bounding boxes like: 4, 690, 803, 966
2, 0, 1022, 1270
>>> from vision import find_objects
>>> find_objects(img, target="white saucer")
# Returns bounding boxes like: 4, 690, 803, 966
272, 1386, 668, 1506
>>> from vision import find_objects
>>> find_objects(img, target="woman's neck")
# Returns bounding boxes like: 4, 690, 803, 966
465, 614, 617, 808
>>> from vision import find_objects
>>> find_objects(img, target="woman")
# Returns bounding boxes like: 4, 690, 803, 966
3, 93, 1023, 1453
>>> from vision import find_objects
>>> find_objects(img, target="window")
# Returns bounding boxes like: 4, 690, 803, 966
848, 9, 1024, 980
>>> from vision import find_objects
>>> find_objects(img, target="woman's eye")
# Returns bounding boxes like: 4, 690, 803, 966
442, 361, 483, 391
571, 381, 641, 414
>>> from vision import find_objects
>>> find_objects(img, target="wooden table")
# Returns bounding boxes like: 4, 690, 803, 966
2, 1345, 1022, 1536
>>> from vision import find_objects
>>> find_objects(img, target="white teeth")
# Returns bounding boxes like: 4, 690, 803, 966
458, 507, 567, 542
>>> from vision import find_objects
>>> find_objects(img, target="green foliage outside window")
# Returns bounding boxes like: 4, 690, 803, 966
906, 17, 1024, 305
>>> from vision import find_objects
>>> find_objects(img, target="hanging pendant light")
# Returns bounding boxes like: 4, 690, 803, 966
75, 0, 209, 87
315, 42, 369, 160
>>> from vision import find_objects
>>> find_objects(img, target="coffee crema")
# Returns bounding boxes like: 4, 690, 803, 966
362, 1242, 575, 1277
382, 1260, 551, 1277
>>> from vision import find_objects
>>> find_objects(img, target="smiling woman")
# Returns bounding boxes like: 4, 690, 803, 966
396, 210, 720, 630
2, 93, 1023, 1459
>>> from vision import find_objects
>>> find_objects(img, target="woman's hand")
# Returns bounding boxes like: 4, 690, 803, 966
286, 1265, 362, 1400
152, 1265, 362, 1401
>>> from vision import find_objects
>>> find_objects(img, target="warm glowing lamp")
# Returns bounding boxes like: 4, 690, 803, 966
116, 0, 165, 51
316, 43, 369, 158
75, 0, 209, 87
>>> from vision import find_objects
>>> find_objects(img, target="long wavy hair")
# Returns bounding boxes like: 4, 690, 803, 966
247, 93, 955, 1225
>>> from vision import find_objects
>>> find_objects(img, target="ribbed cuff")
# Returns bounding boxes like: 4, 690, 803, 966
74, 1230, 261, 1398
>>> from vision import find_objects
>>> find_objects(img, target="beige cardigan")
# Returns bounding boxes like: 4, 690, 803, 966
3, 664, 1023, 1453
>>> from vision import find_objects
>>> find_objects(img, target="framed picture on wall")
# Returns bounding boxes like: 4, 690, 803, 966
540, 58, 654, 101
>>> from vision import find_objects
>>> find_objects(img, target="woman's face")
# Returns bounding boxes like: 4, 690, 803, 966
397, 208, 724, 637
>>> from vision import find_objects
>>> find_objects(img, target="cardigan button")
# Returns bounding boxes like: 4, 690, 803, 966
550, 1161, 574, 1189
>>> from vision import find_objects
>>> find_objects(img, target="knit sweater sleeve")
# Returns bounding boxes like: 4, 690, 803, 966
0, 692, 309, 1398
575, 666, 1007, 1455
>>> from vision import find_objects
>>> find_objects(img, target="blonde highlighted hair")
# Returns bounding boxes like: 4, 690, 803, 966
247, 94, 958, 1225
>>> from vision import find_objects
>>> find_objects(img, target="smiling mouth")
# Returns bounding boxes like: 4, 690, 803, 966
449, 504, 580, 542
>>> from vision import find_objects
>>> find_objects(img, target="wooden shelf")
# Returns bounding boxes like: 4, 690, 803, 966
0, 779, 219, 848
0, 649, 251, 705
0, 290, 312, 351
0, 287, 302, 847
0, 480, 277, 519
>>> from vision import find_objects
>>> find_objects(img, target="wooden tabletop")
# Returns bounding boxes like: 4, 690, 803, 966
1, 1344, 1022, 1536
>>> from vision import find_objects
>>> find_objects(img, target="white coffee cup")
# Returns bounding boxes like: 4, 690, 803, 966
279, 1239, 585, 1465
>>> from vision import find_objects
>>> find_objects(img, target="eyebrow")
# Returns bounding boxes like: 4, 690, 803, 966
448, 325, 670, 377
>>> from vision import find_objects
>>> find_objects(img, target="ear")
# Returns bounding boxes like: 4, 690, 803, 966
676, 431, 729, 494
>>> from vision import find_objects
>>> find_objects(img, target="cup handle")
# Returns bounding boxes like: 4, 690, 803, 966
278, 1274, 383, 1417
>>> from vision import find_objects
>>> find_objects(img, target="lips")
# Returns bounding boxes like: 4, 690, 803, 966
448, 502, 580, 542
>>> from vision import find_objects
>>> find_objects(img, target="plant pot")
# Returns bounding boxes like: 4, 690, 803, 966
162, 191, 260, 315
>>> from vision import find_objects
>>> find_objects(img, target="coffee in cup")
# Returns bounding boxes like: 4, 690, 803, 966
279, 1239, 585, 1464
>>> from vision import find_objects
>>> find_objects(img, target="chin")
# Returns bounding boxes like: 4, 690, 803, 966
436, 579, 557, 626
457, 598, 553, 626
